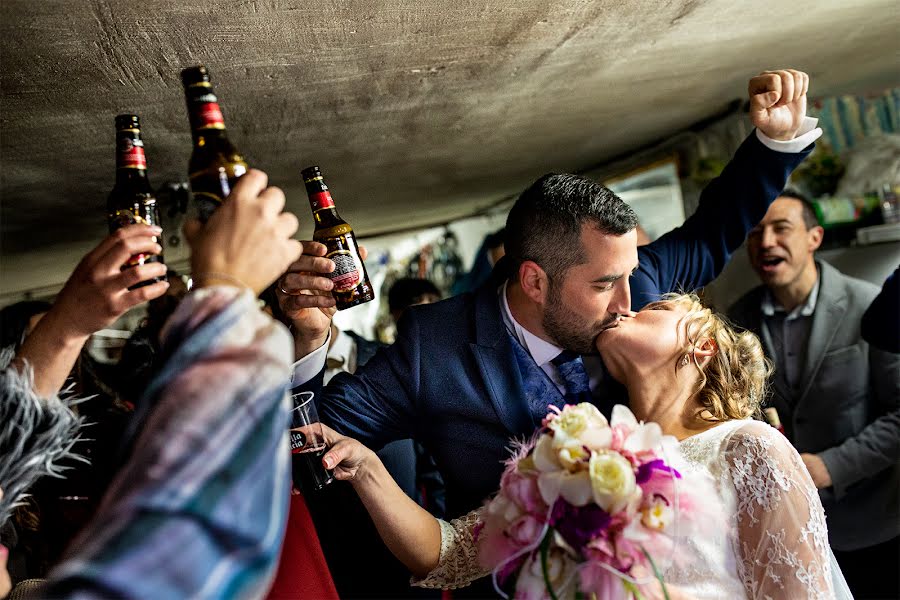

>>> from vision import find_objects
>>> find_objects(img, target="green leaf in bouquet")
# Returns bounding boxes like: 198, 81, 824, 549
540, 530, 561, 600
641, 545, 671, 600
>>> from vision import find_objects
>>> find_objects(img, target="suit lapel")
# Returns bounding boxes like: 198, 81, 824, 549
470, 280, 533, 437
797, 263, 847, 405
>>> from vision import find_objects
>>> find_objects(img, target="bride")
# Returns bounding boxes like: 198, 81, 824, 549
320, 293, 851, 599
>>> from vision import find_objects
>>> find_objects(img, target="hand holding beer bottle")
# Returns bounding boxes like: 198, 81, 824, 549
184, 169, 302, 296
278, 166, 373, 358
276, 240, 370, 357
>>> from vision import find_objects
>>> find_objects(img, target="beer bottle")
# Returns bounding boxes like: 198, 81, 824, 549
181, 65, 248, 221
301, 166, 374, 310
108, 114, 165, 288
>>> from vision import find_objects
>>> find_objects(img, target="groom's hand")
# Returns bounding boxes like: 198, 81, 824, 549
748, 69, 809, 141
800, 453, 832, 489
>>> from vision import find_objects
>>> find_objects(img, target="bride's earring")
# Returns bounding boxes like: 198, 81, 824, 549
680, 354, 690, 368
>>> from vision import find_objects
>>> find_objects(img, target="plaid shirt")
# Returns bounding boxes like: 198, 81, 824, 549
45, 286, 294, 599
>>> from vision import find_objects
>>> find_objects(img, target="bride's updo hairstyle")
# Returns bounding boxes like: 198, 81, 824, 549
647, 293, 772, 421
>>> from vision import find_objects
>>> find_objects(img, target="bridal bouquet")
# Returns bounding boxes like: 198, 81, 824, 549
477, 403, 701, 600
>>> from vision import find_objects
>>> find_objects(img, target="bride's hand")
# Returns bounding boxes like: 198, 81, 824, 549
320, 424, 378, 482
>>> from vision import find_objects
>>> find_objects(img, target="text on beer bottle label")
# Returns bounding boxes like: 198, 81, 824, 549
310, 190, 336, 211
117, 137, 147, 170
326, 249, 362, 292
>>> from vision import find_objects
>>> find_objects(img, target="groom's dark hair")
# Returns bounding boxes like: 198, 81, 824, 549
504, 173, 638, 281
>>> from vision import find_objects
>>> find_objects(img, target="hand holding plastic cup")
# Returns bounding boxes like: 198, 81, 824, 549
289, 391, 334, 490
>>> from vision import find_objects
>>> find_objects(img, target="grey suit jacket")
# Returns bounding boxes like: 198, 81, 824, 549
729, 260, 900, 551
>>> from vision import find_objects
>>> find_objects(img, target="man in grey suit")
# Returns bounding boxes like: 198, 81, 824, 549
729, 189, 900, 600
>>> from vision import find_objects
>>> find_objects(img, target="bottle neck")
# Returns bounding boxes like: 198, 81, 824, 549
115, 129, 152, 189
185, 82, 228, 142
306, 184, 337, 212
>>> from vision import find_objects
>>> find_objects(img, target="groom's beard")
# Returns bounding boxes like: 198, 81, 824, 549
542, 283, 617, 355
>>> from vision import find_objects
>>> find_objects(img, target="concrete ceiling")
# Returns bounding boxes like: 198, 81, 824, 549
2, 0, 899, 299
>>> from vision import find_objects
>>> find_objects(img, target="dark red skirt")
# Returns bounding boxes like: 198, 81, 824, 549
266, 493, 339, 600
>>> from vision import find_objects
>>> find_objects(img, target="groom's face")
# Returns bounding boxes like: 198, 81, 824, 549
541, 225, 638, 355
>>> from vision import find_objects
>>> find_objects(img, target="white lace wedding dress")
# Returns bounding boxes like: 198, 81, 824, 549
414, 419, 852, 599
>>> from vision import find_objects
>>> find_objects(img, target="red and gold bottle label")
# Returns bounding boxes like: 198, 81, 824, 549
310, 190, 336, 211
196, 102, 225, 129
326, 249, 362, 292
117, 137, 147, 170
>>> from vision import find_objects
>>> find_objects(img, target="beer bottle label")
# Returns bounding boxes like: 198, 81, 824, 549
189, 90, 226, 130
326, 249, 362, 292
189, 162, 248, 221
309, 190, 336, 211
117, 137, 147, 170
196, 102, 225, 129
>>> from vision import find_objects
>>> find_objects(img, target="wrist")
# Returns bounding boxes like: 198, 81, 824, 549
759, 125, 800, 142
39, 306, 92, 348
350, 450, 385, 488
191, 272, 252, 293
293, 328, 330, 359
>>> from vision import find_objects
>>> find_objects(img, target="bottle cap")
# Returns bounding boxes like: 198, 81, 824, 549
115, 114, 140, 129
181, 66, 211, 86
301, 165, 323, 183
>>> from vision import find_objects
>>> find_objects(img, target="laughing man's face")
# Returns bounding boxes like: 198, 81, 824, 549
747, 196, 820, 289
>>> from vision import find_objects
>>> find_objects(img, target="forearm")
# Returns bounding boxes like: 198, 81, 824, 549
352, 455, 443, 577
819, 408, 900, 496
15, 308, 89, 398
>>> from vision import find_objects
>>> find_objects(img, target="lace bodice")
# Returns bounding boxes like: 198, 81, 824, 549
415, 419, 838, 599
673, 419, 834, 599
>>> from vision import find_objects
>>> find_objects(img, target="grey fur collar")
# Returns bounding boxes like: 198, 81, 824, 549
0, 347, 86, 526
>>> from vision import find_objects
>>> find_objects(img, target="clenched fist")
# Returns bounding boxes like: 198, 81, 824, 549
749, 69, 810, 141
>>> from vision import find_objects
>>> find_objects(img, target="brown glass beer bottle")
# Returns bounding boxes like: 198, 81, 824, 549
108, 114, 165, 288
301, 166, 374, 310
181, 65, 248, 221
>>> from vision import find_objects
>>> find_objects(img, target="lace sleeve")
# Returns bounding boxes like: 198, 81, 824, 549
411, 509, 489, 589
725, 421, 835, 600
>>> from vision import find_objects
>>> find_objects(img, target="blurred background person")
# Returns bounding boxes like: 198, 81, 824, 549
728, 190, 900, 600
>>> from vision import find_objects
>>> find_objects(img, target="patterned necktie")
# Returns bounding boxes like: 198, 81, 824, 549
551, 351, 593, 406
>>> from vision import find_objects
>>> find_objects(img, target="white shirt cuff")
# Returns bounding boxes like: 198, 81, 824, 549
290, 329, 331, 387
755, 117, 822, 153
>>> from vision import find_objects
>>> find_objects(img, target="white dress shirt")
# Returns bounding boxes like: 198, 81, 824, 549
324, 328, 359, 383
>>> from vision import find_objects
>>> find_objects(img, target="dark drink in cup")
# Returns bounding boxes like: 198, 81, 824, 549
291, 442, 334, 490
289, 391, 334, 490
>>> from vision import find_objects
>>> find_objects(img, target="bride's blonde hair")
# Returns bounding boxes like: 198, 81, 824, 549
644, 293, 771, 421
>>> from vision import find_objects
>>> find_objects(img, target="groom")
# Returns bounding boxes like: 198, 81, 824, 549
281, 69, 820, 519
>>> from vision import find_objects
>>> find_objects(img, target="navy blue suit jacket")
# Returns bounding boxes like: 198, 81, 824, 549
310, 133, 813, 518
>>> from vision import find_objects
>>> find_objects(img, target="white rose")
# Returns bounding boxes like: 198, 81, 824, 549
588, 451, 639, 514
549, 403, 612, 458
